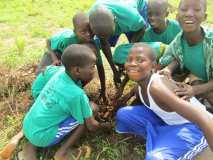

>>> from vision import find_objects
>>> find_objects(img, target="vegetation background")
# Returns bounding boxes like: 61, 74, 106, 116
0, 0, 212, 159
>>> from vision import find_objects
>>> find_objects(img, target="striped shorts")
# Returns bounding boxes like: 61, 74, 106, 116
48, 117, 79, 147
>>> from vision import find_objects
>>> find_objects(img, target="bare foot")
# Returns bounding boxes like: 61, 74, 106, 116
0, 130, 24, 159
54, 148, 81, 160
17, 142, 37, 160
54, 146, 91, 160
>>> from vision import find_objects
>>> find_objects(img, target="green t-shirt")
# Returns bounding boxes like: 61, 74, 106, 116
23, 71, 92, 147
140, 19, 181, 44
50, 29, 79, 53
50, 30, 103, 64
31, 65, 64, 99
113, 42, 167, 64
90, 0, 145, 36
182, 38, 207, 81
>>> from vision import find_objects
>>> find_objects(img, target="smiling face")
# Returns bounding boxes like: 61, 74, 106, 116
75, 23, 94, 43
147, 0, 169, 32
125, 44, 155, 82
176, 0, 207, 34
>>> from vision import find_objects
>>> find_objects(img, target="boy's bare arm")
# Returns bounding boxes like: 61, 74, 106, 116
175, 80, 213, 99
46, 39, 61, 65
85, 116, 111, 133
96, 64, 106, 102
130, 27, 146, 43
99, 38, 121, 85
150, 78, 213, 151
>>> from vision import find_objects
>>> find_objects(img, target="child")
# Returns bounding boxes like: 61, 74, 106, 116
116, 43, 213, 159
32, 43, 106, 101
20, 44, 110, 160
159, 0, 213, 107
89, 0, 148, 86
38, 12, 94, 72
38, 12, 107, 101
140, 0, 181, 44
112, 42, 167, 99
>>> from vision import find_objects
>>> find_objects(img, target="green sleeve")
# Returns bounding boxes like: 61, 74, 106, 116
65, 93, 92, 124
119, 7, 145, 32
159, 43, 176, 66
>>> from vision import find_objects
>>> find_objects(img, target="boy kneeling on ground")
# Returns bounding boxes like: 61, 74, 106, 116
20, 44, 110, 160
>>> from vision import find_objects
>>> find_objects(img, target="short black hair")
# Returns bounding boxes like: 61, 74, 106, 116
61, 44, 96, 71
148, 0, 169, 12
89, 6, 115, 37
72, 12, 89, 29
179, 0, 207, 11
131, 43, 157, 63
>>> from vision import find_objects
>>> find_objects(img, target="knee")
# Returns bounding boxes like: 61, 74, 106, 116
116, 106, 133, 123
146, 151, 164, 160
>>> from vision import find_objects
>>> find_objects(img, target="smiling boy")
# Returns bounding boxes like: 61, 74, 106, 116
159, 0, 213, 108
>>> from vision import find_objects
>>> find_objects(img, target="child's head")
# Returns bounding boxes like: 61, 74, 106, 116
89, 6, 115, 39
125, 43, 156, 82
176, 0, 207, 33
73, 12, 94, 43
61, 44, 96, 83
147, 0, 169, 32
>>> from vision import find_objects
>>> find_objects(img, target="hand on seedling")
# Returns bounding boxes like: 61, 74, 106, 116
174, 83, 195, 100
52, 59, 61, 66
99, 89, 108, 104
101, 122, 112, 133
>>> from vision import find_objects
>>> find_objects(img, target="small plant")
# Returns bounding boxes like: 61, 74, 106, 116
15, 37, 26, 55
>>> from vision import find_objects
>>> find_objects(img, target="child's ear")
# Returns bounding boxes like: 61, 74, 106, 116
152, 63, 158, 73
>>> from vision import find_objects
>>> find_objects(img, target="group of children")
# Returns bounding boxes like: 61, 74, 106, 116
0, 0, 213, 159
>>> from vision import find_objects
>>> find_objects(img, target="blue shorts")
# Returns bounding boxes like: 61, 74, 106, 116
108, 2, 149, 46
48, 117, 79, 147
116, 105, 208, 160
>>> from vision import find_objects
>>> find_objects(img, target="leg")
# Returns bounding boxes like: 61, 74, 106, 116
116, 105, 166, 138
145, 123, 208, 160
18, 142, 37, 160
54, 125, 85, 160
0, 130, 24, 159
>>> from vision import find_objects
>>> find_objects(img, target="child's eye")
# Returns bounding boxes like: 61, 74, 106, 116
194, 8, 201, 12
136, 57, 144, 63
180, 7, 187, 12
126, 57, 132, 63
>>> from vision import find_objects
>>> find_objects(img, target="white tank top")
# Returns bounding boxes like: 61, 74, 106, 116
138, 73, 211, 125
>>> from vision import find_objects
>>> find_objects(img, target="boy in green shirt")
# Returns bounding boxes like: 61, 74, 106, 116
38, 12, 94, 71
89, 0, 148, 86
20, 44, 110, 160
37, 12, 107, 102
159, 0, 213, 109
31, 65, 64, 99
140, 0, 181, 44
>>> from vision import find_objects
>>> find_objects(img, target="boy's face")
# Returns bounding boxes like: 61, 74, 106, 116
147, 3, 168, 30
125, 46, 153, 82
75, 23, 94, 43
78, 57, 96, 83
177, 0, 207, 33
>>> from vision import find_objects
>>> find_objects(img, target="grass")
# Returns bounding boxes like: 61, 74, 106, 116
0, 0, 213, 159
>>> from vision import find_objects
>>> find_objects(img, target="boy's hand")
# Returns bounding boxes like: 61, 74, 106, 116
101, 122, 111, 133
174, 84, 195, 100
158, 67, 172, 79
